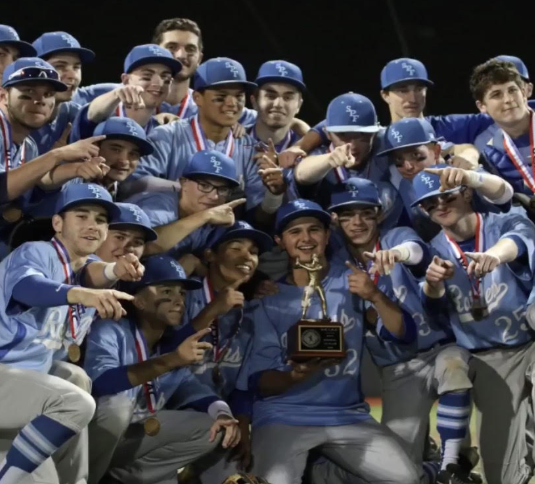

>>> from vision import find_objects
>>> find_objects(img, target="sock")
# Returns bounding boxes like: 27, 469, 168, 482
0, 415, 76, 484
423, 461, 440, 483
436, 390, 471, 470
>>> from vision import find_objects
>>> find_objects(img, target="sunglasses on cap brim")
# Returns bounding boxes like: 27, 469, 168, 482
7, 66, 60, 83
419, 187, 465, 212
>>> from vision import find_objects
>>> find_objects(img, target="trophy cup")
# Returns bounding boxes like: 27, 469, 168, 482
287, 255, 346, 362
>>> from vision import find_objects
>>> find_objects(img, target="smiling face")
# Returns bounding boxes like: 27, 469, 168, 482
46, 53, 82, 103
2, 83, 56, 129
381, 81, 427, 120
179, 176, 232, 215
123, 63, 173, 109
334, 206, 380, 247
135, 282, 187, 327
276, 217, 330, 264
159, 29, 202, 81
52, 204, 109, 256
252, 82, 302, 129
419, 188, 473, 228
99, 139, 141, 182
95, 226, 146, 262
193, 85, 246, 128
206, 238, 259, 285
476, 81, 528, 127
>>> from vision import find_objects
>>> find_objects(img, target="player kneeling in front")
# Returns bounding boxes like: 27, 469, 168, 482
247, 199, 419, 484
84, 255, 240, 484
0, 183, 143, 484
413, 166, 535, 484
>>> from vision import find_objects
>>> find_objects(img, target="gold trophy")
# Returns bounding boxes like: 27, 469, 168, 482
287, 255, 346, 362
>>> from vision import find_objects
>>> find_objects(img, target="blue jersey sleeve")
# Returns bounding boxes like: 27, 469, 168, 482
72, 83, 119, 106
311, 120, 328, 145
69, 104, 98, 143
239, 107, 258, 128
83, 319, 124, 381
12, 275, 72, 309
427, 113, 494, 145
134, 123, 180, 180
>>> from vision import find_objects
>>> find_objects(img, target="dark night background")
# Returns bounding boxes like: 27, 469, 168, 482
4, 0, 533, 125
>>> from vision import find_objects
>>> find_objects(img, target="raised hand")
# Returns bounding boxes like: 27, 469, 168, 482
56, 135, 106, 162
75, 156, 110, 180
328, 143, 355, 169
67, 287, 134, 320
363, 249, 403, 276
205, 198, 246, 226
346, 261, 380, 301
113, 254, 145, 282
425, 255, 455, 286
114, 85, 145, 110
465, 251, 500, 278
175, 328, 213, 365
424, 166, 470, 192
279, 145, 307, 169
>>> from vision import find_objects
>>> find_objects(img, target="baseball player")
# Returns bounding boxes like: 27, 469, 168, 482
247, 198, 420, 484
84, 255, 241, 484
293, 92, 403, 229
31, 31, 95, 154
128, 150, 246, 274
377, 117, 515, 240
318, 178, 477, 483
131, 57, 280, 219
412, 166, 535, 484
70, 44, 182, 142
0, 182, 143, 484
0, 25, 36, 77
495, 55, 533, 98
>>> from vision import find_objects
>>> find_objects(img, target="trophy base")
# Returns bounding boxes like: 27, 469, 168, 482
288, 319, 346, 362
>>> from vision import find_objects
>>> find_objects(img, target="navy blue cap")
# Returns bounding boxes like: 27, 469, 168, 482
193, 57, 257, 91
55, 183, 120, 219
123, 255, 201, 294
0, 25, 36, 57
411, 163, 460, 207
94, 117, 153, 156
124, 44, 182, 76
329, 177, 382, 212
255, 60, 305, 92
378, 118, 442, 156
208, 221, 273, 254
495, 55, 530, 80
2, 57, 67, 91
32, 32, 95, 63
275, 199, 331, 234
381, 58, 433, 90
182, 150, 239, 186
110, 203, 157, 242
325, 93, 381, 133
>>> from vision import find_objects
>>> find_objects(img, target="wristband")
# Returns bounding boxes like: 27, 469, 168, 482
261, 191, 284, 214
208, 400, 233, 420
103, 263, 119, 282
464, 170, 484, 188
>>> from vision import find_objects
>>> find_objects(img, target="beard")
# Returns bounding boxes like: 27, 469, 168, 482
7, 104, 52, 130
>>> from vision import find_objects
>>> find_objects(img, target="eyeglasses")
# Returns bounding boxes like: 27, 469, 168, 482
420, 188, 463, 213
192, 179, 232, 198
7, 67, 60, 82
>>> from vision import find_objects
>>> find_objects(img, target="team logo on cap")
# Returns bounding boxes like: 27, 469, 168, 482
127, 205, 143, 222
170, 260, 185, 277
401, 62, 416, 76
345, 105, 359, 123
60, 34, 77, 47
275, 62, 288, 76
391, 128, 403, 143
210, 156, 223, 173
292, 200, 307, 210
345, 183, 359, 198
236, 221, 251, 229
148, 46, 164, 56
87, 185, 103, 198
126, 120, 139, 136
225, 61, 240, 78
420, 174, 435, 189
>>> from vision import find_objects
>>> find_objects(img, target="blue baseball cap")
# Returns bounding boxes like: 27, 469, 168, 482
0, 25, 36, 57
208, 221, 273, 254
329, 177, 382, 212
193, 57, 257, 91
93, 117, 153, 156
255, 60, 305, 92
275, 199, 331, 234
110, 203, 157, 242
411, 163, 460, 208
378, 118, 442, 156
32, 32, 95, 63
124, 44, 182, 76
495, 55, 530, 80
381, 58, 433, 90
2, 57, 68, 91
55, 183, 120, 219
325, 93, 381, 133
123, 255, 201, 294
182, 150, 239, 186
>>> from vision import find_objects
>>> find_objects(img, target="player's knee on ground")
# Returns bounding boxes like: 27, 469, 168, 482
50, 360, 92, 393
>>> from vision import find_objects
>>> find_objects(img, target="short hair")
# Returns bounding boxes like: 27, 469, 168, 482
152, 18, 203, 52
469, 59, 523, 102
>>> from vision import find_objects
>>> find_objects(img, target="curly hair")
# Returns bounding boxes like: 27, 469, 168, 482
152, 18, 203, 52
469, 59, 523, 102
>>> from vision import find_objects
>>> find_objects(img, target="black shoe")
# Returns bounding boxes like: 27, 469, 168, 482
424, 436, 441, 462
437, 464, 476, 484
458, 446, 480, 472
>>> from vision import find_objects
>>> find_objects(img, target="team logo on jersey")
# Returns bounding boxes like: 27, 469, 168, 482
60, 34, 77, 47
401, 62, 416, 76
148, 45, 164, 56
225, 62, 240, 78
420, 174, 435, 189
126, 120, 139, 136
345, 105, 359, 123
391, 128, 403, 143
275, 62, 288, 77
87, 185, 103, 198
127, 205, 143, 222
210, 155, 223, 173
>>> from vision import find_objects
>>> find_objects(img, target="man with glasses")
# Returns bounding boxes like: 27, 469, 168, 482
413, 166, 535, 484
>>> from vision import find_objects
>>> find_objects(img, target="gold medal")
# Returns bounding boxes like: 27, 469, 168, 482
143, 416, 160, 436
68, 343, 81, 363
2, 205, 22, 223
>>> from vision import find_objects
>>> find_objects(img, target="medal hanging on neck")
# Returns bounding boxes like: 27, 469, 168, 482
133, 326, 160, 436
203, 277, 243, 391
354, 239, 381, 323
51, 237, 83, 362
176, 90, 191, 119
444, 213, 487, 321
191, 114, 234, 157
502, 109, 535, 195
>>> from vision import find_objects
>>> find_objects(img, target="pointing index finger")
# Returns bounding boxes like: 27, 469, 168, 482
345, 260, 363, 274
227, 198, 247, 209
423, 168, 443, 175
